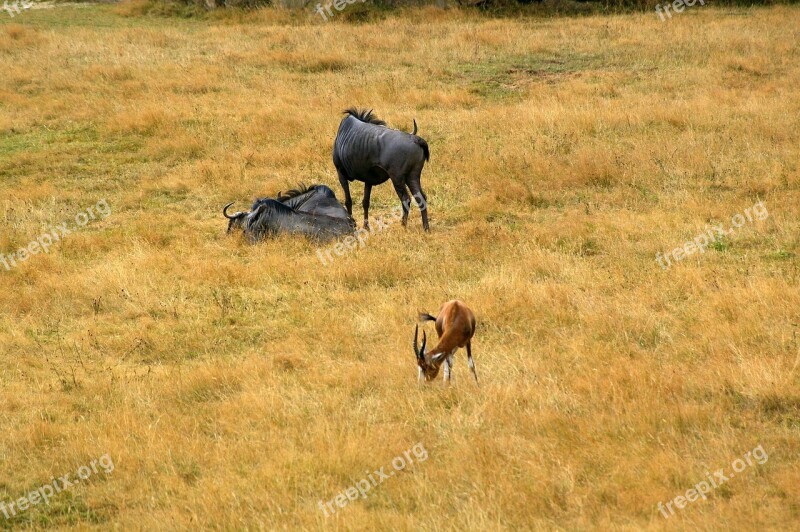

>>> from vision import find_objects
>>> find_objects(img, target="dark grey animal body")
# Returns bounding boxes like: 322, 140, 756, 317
333, 108, 430, 231
275, 184, 349, 220
224, 184, 355, 242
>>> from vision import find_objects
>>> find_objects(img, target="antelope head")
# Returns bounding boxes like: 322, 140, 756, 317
414, 324, 449, 382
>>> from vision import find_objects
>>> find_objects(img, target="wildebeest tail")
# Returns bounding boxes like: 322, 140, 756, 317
418, 312, 436, 323
414, 137, 430, 162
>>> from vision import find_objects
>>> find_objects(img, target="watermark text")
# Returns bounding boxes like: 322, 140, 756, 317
1, 199, 112, 272
657, 444, 768, 518
1, 453, 114, 520
318, 442, 428, 517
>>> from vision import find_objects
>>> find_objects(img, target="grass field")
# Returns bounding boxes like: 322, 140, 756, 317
1, 2, 799, 529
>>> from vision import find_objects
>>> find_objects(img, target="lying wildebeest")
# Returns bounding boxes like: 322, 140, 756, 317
223, 184, 355, 242
334, 108, 431, 231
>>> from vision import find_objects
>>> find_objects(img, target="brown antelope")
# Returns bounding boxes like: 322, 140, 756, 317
414, 300, 478, 384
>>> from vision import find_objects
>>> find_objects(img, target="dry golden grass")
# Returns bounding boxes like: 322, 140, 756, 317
1, 3, 799, 529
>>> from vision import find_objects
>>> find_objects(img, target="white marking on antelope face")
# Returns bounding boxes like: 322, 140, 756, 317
418, 358, 441, 382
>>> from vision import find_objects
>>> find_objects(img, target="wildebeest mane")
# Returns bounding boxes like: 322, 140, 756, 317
276, 183, 315, 202
343, 108, 386, 127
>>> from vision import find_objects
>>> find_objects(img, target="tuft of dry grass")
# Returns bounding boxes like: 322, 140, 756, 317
1, 3, 799, 529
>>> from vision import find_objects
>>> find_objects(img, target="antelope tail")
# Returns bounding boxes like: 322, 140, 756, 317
418, 312, 436, 323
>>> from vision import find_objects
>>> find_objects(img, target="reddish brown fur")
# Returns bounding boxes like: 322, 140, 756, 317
415, 300, 477, 383
427, 300, 476, 356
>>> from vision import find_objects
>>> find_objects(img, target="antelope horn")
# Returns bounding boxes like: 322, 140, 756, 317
410, 118, 417, 135
223, 202, 237, 219
414, 324, 426, 358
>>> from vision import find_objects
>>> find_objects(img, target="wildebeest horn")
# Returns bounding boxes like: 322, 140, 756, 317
223, 202, 237, 219
410, 118, 417, 135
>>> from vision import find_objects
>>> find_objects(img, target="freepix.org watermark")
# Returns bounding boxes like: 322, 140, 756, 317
656, 200, 768, 269
0, 199, 111, 272
3, 0, 32, 18
316, 194, 426, 266
656, 0, 705, 21
313, 0, 368, 22
1, 453, 114, 521
657, 444, 768, 519
318, 442, 428, 517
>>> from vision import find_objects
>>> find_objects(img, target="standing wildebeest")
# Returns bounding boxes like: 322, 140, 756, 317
223, 184, 355, 242
333, 108, 431, 231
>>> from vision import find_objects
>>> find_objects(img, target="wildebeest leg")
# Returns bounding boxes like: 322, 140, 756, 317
391, 180, 412, 227
362, 184, 372, 230
407, 177, 429, 232
338, 171, 353, 216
